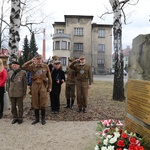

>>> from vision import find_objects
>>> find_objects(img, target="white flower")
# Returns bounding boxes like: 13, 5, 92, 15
101, 146, 107, 150
103, 139, 108, 145
107, 135, 113, 139
109, 137, 117, 144
94, 145, 99, 150
107, 145, 115, 150
113, 131, 120, 138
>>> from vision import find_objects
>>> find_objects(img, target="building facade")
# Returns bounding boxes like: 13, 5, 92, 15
52, 15, 113, 74
112, 46, 131, 71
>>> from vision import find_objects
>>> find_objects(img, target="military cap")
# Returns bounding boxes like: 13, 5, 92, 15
34, 54, 42, 59
54, 59, 61, 64
11, 61, 20, 65
52, 55, 58, 60
68, 57, 75, 62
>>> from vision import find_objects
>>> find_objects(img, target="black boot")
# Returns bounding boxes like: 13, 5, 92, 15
64, 99, 70, 108
32, 109, 39, 125
70, 99, 74, 109
41, 109, 46, 125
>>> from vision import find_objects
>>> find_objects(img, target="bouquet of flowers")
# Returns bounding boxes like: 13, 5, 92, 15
95, 119, 148, 150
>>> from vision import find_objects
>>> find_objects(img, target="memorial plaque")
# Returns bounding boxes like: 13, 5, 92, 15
127, 79, 150, 124
125, 117, 150, 143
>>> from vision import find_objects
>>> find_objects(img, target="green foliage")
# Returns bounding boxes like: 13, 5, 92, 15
29, 32, 38, 58
22, 35, 30, 63
22, 32, 38, 64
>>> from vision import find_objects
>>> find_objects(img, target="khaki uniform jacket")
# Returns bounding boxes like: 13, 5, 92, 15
8, 70, 27, 97
22, 61, 52, 89
70, 62, 92, 85
66, 66, 76, 85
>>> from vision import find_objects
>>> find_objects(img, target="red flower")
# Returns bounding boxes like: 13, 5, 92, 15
129, 137, 137, 145
128, 145, 145, 150
121, 133, 128, 139
97, 140, 100, 144
116, 148, 122, 150
117, 140, 125, 147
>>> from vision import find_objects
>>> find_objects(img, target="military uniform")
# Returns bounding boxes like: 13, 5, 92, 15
65, 57, 76, 109
8, 65, 27, 123
22, 54, 52, 125
70, 58, 92, 112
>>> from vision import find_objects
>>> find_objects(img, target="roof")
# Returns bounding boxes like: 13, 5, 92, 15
112, 46, 131, 58
64, 15, 94, 20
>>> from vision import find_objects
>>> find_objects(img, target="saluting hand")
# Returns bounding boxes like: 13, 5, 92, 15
48, 88, 52, 92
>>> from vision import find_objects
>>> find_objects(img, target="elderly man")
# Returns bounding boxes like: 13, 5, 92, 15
8, 61, 27, 124
22, 54, 52, 125
69, 56, 92, 113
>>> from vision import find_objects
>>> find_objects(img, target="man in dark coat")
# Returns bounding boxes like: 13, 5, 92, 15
50, 60, 65, 113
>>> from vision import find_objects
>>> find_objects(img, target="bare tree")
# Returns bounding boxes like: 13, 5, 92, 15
8, 0, 21, 62
1, 0, 51, 62
109, 0, 139, 101
0, 0, 10, 50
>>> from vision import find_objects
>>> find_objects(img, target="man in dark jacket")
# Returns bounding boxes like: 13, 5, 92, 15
50, 60, 65, 114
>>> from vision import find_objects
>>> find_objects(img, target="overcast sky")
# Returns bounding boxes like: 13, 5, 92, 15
3, 0, 146, 58
35, 0, 150, 58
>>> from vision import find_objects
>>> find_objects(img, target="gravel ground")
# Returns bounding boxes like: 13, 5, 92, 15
0, 79, 126, 150
0, 118, 97, 150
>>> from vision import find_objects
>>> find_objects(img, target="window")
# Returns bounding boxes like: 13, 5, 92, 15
61, 41, 67, 50
98, 44, 105, 53
57, 29, 64, 33
68, 42, 70, 50
97, 59, 105, 68
61, 57, 66, 66
98, 29, 105, 38
74, 43, 83, 51
74, 28, 83, 35
55, 41, 60, 50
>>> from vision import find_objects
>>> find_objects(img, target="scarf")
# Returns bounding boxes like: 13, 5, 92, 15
11, 68, 21, 82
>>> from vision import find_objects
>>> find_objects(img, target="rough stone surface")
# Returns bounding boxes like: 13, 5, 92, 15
128, 34, 150, 80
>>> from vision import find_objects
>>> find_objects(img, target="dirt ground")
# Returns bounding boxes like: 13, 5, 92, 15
1, 80, 126, 150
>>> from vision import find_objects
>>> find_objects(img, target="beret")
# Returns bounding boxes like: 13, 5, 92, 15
11, 61, 20, 65
80, 55, 85, 60
68, 57, 75, 62
34, 54, 42, 59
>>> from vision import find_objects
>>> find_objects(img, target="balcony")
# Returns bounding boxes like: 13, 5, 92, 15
52, 33, 71, 39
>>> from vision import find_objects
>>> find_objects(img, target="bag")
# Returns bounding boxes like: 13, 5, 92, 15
4, 91, 10, 111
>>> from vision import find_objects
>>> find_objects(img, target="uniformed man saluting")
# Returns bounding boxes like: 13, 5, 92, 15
22, 54, 52, 125
69, 56, 92, 113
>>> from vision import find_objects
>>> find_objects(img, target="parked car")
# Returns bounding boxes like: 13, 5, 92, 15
111, 69, 128, 76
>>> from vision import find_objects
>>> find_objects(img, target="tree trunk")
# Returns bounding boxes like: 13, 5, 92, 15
110, 0, 125, 101
8, 0, 21, 62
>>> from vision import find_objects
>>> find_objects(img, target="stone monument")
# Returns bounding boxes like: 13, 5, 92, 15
125, 34, 150, 142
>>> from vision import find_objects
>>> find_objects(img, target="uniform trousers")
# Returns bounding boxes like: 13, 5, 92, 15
76, 80, 89, 109
0, 87, 5, 115
32, 81, 47, 109
65, 84, 75, 100
10, 97, 23, 120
